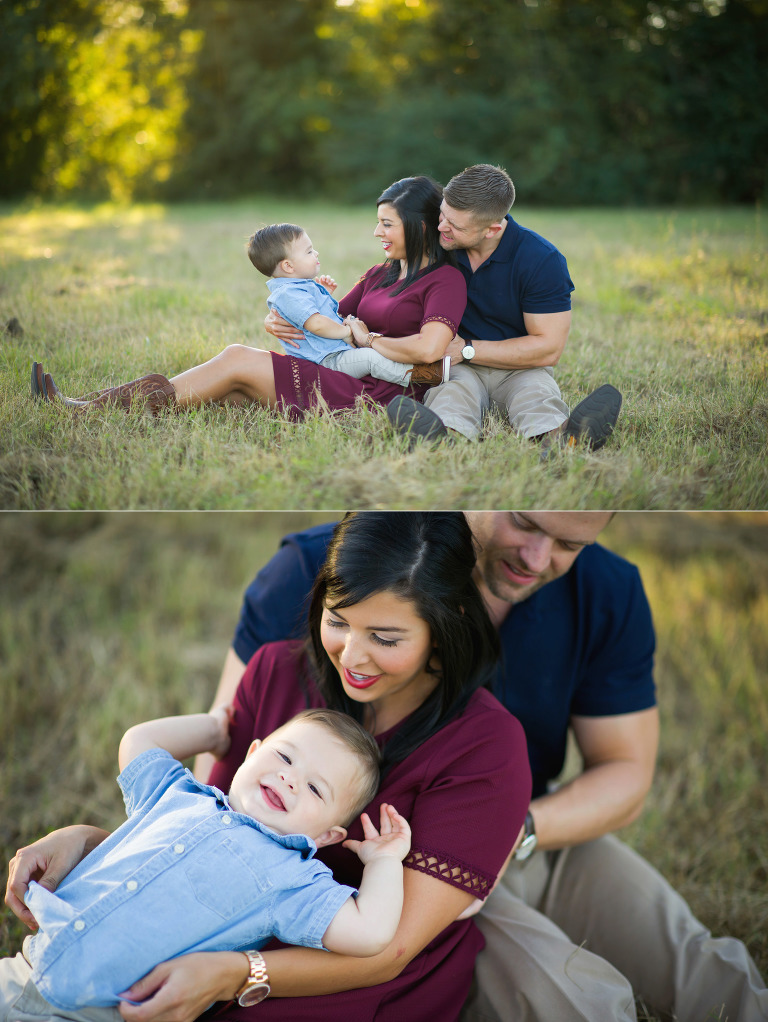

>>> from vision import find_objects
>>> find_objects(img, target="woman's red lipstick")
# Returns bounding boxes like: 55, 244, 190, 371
342, 667, 383, 690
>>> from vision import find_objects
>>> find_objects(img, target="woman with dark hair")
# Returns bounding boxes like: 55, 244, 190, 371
31, 177, 465, 424
6, 512, 530, 1022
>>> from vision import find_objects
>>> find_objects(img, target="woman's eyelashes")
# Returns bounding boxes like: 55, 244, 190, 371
326, 615, 400, 647
371, 633, 399, 648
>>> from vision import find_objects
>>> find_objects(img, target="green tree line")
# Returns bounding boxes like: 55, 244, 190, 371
2, 0, 766, 204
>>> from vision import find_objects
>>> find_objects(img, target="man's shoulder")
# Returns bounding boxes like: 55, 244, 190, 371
279, 520, 337, 556
506, 216, 565, 260
570, 542, 643, 592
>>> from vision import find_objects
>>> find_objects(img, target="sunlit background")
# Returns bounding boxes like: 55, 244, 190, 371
2, 0, 765, 205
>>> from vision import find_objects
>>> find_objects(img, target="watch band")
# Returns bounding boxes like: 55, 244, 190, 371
513, 809, 538, 864
235, 950, 271, 1006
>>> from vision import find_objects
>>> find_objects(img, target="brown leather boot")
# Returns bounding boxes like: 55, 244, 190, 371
409, 355, 451, 387
41, 370, 176, 416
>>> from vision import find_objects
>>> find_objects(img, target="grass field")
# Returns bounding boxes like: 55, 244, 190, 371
1, 201, 766, 509
1, 511, 766, 1021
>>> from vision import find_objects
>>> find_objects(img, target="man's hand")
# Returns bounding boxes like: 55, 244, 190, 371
264, 310, 303, 349
445, 335, 465, 365
343, 803, 411, 865
207, 705, 234, 760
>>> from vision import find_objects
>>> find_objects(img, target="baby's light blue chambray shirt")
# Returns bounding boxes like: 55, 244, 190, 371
266, 278, 350, 363
25, 749, 356, 1011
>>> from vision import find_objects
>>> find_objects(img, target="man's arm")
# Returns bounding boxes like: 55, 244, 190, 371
530, 706, 659, 850
194, 649, 246, 780
446, 310, 571, 370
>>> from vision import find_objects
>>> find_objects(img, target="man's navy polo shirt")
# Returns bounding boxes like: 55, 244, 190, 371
233, 522, 656, 798
455, 214, 575, 342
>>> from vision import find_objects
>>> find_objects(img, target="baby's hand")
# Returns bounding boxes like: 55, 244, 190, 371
315, 274, 337, 293
208, 705, 234, 759
343, 803, 411, 865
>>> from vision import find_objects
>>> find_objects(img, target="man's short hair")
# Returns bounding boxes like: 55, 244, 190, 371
443, 164, 516, 224
247, 223, 304, 276
282, 708, 381, 825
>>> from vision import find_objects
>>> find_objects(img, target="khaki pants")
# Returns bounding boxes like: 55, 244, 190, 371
461, 835, 768, 1022
0, 938, 121, 1022
423, 364, 568, 440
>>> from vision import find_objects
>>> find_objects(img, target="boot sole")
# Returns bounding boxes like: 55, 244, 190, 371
387, 396, 448, 448
563, 384, 622, 450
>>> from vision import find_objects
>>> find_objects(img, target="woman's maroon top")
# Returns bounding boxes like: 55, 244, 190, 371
207, 640, 530, 1022
271, 263, 467, 420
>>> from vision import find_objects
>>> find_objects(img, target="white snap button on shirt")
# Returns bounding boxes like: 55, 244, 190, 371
74, 920, 85, 931
174, 843, 185, 854
221, 814, 232, 825
126, 880, 138, 891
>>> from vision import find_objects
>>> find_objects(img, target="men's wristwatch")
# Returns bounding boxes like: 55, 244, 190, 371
461, 341, 476, 361
236, 950, 271, 1006
514, 810, 538, 863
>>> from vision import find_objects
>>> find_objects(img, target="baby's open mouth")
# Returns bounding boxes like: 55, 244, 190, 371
261, 785, 286, 811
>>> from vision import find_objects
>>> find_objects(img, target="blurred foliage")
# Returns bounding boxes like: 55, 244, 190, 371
1, 0, 766, 203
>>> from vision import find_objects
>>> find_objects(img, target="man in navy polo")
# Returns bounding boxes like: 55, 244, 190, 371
196, 512, 767, 1022
387, 164, 622, 449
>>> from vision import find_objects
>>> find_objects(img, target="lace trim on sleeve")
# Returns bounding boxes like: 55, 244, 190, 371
421, 314, 458, 333
405, 847, 493, 899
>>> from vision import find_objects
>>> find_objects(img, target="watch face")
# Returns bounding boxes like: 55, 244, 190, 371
462, 344, 475, 359
239, 982, 270, 1006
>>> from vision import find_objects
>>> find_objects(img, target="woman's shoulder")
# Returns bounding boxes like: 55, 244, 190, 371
462, 686, 526, 742
429, 262, 465, 284
242, 639, 311, 692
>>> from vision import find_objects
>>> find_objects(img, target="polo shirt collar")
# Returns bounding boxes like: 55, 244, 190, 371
456, 214, 518, 271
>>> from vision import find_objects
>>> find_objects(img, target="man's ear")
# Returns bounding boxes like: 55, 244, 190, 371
314, 825, 347, 849
485, 222, 504, 239
246, 739, 262, 758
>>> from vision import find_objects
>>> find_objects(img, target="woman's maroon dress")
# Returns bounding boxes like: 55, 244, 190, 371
270, 264, 467, 420
207, 641, 531, 1022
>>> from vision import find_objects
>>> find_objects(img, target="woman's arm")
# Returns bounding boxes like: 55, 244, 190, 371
348, 319, 454, 364
116, 867, 476, 1022
5, 825, 110, 929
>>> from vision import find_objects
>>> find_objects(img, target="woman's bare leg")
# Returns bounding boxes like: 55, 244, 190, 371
170, 345, 278, 409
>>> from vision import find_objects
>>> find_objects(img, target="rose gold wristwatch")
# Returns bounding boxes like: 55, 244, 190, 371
235, 951, 271, 1006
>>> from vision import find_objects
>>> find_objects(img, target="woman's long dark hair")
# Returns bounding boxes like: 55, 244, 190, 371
306, 512, 500, 774
373, 176, 456, 296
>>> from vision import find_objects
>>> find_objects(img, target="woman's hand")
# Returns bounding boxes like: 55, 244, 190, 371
315, 274, 338, 294
5, 825, 108, 929
118, 952, 248, 1022
264, 310, 303, 349
344, 316, 371, 348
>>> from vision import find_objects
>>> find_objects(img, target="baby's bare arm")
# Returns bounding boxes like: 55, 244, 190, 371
119, 708, 232, 771
303, 312, 353, 342
322, 804, 411, 957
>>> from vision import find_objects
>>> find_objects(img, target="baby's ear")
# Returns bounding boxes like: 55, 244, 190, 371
246, 739, 262, 758
314, 825, 347, 849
